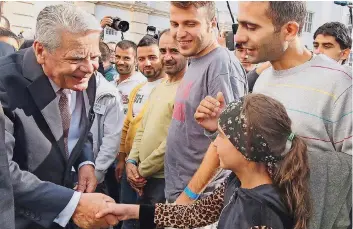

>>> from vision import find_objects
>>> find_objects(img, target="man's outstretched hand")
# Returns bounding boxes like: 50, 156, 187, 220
72, 193, 119, 229
96, 203, 140, 221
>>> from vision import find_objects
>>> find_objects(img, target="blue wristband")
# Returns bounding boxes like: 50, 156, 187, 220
126, 159, 137, 166
184, 186, 200, 200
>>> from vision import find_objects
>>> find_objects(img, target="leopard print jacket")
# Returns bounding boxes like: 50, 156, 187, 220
155, 183, 225, 228
154, 182, 274, 229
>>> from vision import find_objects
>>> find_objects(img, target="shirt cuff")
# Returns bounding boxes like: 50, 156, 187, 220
53, 191, 81, 227
78, 161, 95, 169
139, 204, 156, 228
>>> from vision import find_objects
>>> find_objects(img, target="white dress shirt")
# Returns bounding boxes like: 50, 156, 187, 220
48, 79, 94, 227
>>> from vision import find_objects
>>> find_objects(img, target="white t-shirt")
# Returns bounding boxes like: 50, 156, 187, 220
132, 78, 164, 117
112, 72, 146, 115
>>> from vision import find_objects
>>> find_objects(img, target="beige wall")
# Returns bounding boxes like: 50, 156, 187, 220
1, 1, 174, 42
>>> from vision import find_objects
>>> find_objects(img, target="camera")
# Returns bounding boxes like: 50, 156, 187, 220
109, 17, 129, 32
147, 26, 159, 40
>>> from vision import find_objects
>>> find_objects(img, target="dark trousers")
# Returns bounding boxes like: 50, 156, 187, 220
105, 163, 121, 229
137, 178, 165, 205
136, 178, 165, 229
105, 163, 121, 203
120, 171, 138, 229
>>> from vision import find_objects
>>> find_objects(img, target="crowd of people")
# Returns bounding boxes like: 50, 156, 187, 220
0, 1, 351, 229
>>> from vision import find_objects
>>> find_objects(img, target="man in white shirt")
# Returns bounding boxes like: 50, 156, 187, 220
112, 40, 146, 116
104, 40, 146, 206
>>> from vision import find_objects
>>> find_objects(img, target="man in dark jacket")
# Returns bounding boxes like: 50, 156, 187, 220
0, 4, 118, 229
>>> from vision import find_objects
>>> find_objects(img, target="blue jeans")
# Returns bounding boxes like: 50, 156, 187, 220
120, 170, 138, 229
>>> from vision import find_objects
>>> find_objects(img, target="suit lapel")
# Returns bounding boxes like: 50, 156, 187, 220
23, 48, 66, 160
23, 48, 97, 164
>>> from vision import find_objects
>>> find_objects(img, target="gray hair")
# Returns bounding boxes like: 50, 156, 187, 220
35, 4, 101, 51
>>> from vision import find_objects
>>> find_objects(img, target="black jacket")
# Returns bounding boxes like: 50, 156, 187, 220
218, 173, 293, 229
0, 41, 16, 57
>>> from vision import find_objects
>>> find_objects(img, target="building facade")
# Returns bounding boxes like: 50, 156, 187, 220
1, 1, 352, 64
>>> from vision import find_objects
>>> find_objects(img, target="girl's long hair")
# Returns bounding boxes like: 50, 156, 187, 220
243, 94, 311, 229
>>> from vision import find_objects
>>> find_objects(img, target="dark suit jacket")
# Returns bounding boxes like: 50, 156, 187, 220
0, 103, 15, 229
0, 47, 96, 229
0, 41, 16, 57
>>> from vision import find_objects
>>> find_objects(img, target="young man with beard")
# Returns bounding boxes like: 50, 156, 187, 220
179, 2, 352, 229
112, 40, 146, 116
105, 40, 146, 207
165, 3, 247, 228
117, 35, 165, 229
125, 29, 187, 216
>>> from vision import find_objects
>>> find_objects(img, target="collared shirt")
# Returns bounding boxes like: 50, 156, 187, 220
48, 79, 93, 227
48, 79, 82, 155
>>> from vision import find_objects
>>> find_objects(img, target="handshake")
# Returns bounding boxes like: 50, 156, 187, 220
72, 192, 139, 229
72, 193, 121, 229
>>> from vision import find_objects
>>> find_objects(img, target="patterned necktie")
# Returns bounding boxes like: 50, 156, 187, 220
58, 89, 71, 159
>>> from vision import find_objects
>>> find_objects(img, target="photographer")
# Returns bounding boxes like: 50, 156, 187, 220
100, 16, 129, 40
100, 16, 113, 29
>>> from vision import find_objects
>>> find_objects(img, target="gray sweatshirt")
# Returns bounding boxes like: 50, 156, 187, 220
165, 47, 248, 202
254, 54, 352, 229
91, 73, 124, 183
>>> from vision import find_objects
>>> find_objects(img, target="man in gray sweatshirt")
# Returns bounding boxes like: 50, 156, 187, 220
164, 6, 247, 229
181, 2, 352, 229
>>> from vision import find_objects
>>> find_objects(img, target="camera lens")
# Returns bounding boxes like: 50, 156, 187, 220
117, 21, 129, 33
111, 18, 129, 32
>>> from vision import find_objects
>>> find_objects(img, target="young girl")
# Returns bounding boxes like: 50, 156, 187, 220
96, 94, 311, 229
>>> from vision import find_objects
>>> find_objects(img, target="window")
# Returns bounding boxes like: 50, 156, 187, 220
304, 12, 314, 33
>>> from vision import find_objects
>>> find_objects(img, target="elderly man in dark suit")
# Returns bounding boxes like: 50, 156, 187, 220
0, 4, 118, 229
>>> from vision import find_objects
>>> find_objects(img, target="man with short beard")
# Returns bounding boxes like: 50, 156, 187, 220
126, 30, 187, 216
117, 35, 165, 229
104, 40, 145, 208
112, 40, 146, 116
